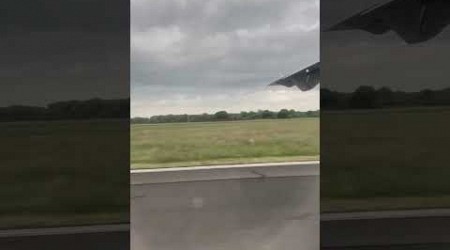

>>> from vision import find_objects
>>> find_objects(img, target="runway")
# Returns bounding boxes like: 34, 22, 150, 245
0, 224, 129, 250
322, 209, 450, 249
131, 161, 319, 250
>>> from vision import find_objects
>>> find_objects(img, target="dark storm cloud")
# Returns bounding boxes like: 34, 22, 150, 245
0, 0, 129, 106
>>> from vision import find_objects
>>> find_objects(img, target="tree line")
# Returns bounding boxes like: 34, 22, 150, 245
321, 86, 450, 110
0, 98, 129, 122
132, 109, 319, 124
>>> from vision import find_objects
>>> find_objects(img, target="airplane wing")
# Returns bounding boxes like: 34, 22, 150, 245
326, 0, 450, 44
269, 62, 320, 91
326, 0, 396, 34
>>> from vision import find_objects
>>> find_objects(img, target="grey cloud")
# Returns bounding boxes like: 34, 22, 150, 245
132, 0, 316, 34
131, 0, 319, 116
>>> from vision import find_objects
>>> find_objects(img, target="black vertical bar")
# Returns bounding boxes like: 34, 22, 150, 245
0, 0, 130, 248
321, 0, 450, 248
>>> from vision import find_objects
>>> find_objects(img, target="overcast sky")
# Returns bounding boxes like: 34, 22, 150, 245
321, 0, 450, 92
0, 0, 129, 107
131, 0, 319, 117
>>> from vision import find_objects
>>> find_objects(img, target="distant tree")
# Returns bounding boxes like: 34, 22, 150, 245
321, 88, 339, 109
247, 111, 258, 119
181, 114, 189, 122
288, 109, 296, 117
129, 108, 321, 124
277, 109, 290, 119
214, 110, 229, 120
261, 110, 274, 119
417, 89, 435, 105
240, 111, 249, 120
350, 86, 381, 109
377, 87, 394, 106
131, 117, 150, 124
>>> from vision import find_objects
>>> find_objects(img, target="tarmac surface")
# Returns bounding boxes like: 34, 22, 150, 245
131, 162, 319, 250
322, 212, 450, 249
0, 225, 129, 250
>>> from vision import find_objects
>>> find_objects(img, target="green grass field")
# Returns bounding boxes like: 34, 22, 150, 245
0, 120, 129, 229
6, 110, 447, 223
321, 107, 450, 212
131, 118, 319, 169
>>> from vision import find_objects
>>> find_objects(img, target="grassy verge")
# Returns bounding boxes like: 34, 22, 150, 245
131, 118, 319, 169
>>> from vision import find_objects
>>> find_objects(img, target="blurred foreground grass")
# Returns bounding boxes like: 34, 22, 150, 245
321, 107, 450, 212
0, 120, 129, 229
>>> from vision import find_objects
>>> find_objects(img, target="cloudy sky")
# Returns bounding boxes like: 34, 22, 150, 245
0, 0, 129, 107
321, 0, 450, 92
131, 0, 319, 117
